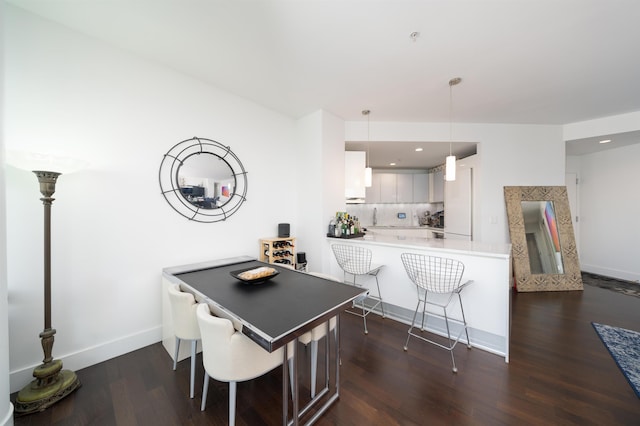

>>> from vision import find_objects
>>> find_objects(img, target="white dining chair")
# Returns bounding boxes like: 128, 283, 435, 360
167, 283, 201, 398
300, 271, 340, 398
197, 303, 294, 425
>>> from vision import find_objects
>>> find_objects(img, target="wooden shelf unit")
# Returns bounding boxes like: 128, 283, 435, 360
259, 237, 296, 268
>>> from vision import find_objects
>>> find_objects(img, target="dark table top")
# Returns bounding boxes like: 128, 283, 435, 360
171, 259, 365, 351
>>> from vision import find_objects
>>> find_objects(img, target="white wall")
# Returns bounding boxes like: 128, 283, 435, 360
3, 7, 311, 392
295, 110, 346, 274
1, 2, 16, 423
573, 144, 640, 281
345, 121, 566, 245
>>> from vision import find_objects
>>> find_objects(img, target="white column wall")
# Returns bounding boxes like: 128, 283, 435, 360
4, 7, 305, 393
1, 1, 16, 421
295, 110, 346, 274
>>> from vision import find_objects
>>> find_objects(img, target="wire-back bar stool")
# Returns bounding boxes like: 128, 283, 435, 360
400, 253, 473, 372
331, 244, 385, 334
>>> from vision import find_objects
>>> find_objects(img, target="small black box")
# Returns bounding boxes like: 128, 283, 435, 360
278, 223, 290, 238
296, 252, 306, 264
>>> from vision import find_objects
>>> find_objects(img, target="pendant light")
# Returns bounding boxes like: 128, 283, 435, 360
363, 109, 372, 187
445, 77, 461, 182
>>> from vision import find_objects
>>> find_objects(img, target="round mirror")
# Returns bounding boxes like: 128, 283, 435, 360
159, 137, 248, 223
177, 152, 236, 210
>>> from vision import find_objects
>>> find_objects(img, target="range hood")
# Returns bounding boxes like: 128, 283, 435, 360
346, 197, 365, 204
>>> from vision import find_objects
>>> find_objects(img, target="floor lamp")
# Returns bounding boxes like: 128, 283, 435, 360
14, 170, 80, 414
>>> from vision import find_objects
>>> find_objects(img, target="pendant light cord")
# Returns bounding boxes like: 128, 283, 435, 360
449, 83, 453, 156
448, 77, 461, 157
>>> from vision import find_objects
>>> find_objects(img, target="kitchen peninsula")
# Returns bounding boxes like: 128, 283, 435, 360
325, 234, 512, 361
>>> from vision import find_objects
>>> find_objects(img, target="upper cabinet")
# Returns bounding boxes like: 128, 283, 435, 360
396, 174, 414, 203
379, 173, 397, 202
413, 173, 429, 202
365, 173, 381, 203
365, 171, 430, 203
429, 169, 444, 202
345, 151, 366, 199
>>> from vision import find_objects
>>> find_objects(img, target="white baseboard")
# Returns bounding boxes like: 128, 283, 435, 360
581, 263, 640, 283
10, 326, 162, 394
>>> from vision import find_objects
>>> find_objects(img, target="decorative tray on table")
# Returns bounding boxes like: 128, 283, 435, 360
230, 266, 279, 284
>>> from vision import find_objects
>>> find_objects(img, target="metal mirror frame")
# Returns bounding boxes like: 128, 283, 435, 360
504, 186, 583, 292
159, 137, 248, 223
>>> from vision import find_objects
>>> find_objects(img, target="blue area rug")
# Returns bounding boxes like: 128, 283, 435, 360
592, 322, 640, 398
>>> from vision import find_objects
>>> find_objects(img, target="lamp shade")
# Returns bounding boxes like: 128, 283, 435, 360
364, 167, 372, 187
445, 155, 456, 181
6, 150, 88, 174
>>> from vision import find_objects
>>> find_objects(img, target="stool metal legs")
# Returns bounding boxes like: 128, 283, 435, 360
403, 290, 471, 373
343, 271, 385, 335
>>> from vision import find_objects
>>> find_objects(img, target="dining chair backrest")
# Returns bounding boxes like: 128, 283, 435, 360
196, 303, 290, 383
167, 283, 200, 340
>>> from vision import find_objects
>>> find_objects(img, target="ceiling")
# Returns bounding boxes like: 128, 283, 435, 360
7, 0, 640, 164
346, 141, 477, 169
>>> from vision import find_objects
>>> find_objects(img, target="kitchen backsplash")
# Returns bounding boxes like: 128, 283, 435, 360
346, 203, 444, 227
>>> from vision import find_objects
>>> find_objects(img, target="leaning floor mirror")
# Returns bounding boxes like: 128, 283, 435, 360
504, 186, 583, 292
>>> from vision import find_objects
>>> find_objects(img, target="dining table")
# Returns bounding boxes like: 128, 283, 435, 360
162, 256, 366, 425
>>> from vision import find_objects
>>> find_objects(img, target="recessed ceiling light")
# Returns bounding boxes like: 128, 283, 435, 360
410, 32, 420, 42
415, 148, 423, 152
599, 139, 612, 144
389, 162, 396, 166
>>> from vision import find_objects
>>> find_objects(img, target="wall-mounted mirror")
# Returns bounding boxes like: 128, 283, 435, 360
177, 152, 236, 209
504, 186, 582, 292
159, 137, 248, 223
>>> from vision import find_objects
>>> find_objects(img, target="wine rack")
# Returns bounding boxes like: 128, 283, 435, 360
259, 237, 296, 268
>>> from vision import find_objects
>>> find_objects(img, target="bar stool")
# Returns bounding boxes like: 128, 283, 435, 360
400, 253, 473, 373
330, 244, 385, 334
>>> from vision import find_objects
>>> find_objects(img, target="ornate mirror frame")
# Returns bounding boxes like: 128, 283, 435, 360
504, 186, 583, 292
159, 137, 248, 223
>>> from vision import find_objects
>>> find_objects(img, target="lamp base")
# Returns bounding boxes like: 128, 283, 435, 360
14, 359, 81, 415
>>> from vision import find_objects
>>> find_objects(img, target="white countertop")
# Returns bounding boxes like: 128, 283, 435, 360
327, 234, 511, 259
366, 225, 444, 232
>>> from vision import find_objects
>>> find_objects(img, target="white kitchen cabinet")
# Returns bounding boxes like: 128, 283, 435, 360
365, 173, 381, 203
367, 171, 432, 203
379, 173, 397, 203
413, 174, 429, 202
444, 166, 472, 240
396, 174, 414, 203
345, 151, 366, 199
429, 170, 444, 202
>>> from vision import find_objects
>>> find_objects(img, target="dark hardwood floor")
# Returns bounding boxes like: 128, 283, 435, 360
13, 284, 640, 425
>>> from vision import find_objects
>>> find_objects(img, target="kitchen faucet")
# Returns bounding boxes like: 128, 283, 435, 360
373, 207, 377, 226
